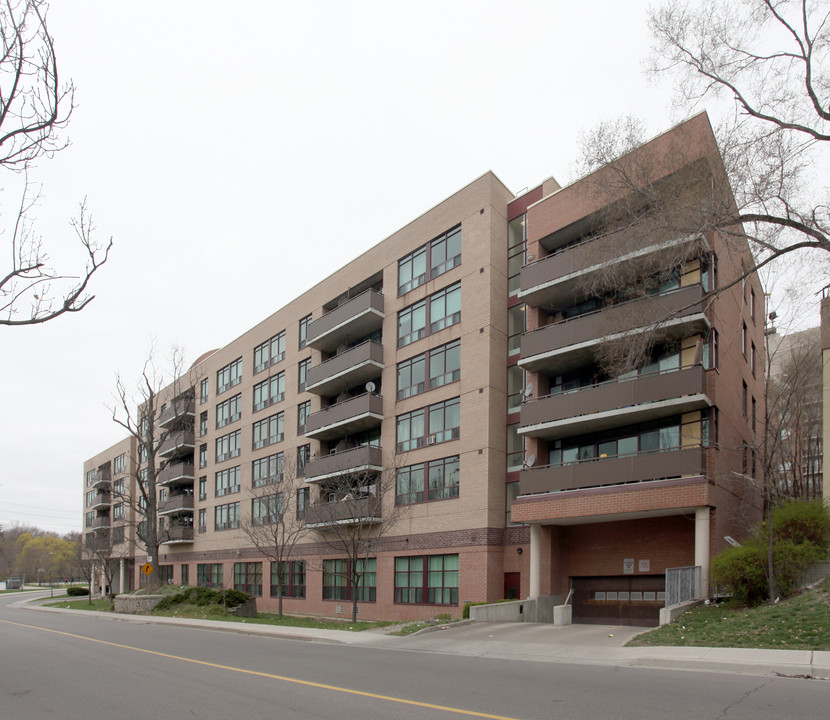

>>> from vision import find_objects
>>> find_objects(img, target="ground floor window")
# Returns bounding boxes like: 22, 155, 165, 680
234, 562, 262, 596
197, 563, 223, 589
395, 554, 459, 605
270, 561, 306, 598
158, 565, 174, 585
323, 558, 376, 602
181, 564, 189, 586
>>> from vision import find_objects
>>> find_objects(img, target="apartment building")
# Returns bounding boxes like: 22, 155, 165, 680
83, 112, 763, 625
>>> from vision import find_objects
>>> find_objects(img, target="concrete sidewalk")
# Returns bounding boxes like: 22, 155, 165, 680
22, 596, 830, 680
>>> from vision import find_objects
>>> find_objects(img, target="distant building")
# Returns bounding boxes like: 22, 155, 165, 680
83, 113, 763, 626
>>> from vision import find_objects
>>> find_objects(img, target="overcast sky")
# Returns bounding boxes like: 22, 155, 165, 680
0, 1, 824, 536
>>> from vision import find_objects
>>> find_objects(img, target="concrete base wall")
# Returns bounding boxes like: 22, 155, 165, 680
659, 599, 704, 626
468, 595, 563, 623
113, 594, 165, 614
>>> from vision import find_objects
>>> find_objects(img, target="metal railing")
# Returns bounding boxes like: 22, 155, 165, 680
665, 565, 701, 607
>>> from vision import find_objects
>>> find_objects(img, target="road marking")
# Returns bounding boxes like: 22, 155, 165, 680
0, 618, 521, 720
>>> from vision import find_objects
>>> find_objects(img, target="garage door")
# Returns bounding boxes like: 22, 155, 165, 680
571, 575, 665, 627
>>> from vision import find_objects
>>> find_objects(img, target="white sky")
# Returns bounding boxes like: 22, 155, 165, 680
0, 1, 823, 536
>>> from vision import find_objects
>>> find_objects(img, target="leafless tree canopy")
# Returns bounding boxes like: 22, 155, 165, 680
0, 0, 110, 326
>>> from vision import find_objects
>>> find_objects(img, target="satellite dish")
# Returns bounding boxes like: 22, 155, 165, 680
365, 381, 376, 393
524, 382, 534, 397
525, 454, 536, 468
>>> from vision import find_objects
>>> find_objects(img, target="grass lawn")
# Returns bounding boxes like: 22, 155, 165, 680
46, 597, 113, 611
627, 577, 830, 651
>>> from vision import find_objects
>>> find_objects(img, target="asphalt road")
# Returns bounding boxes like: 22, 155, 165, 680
1, 593, 827, 720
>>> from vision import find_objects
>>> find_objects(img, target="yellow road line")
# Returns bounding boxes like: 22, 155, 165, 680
0, 618, 521, 720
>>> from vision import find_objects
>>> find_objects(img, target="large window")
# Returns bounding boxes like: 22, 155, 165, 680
197, 563, 223, 588
271, 561, 305, 598
298, 358, 311, 392
215, 430, 241, 463
298, 314, 312, 349
253, 372, 285, 412
507, 215, 526, 296
252, 494, 283, 525
323, 558, 376, 602
297, 401, 311, 434
507, 304, 525, 355
297, 444, 310, 476
396, 398, 460, 452
396, 456, 459, 505
253, 412, 284, 450
397, 340, 460, 400
113, 453, 127, 474
296, 487, 309, 518
216, 393, 242, 428
398, 225, 461, 295
233, 562, 262, 596
253, 452, 283, 487
215, 466, 240, 496
395, 554, 458, 605
198, 476, 207, 500
254, 331, 286, 374
214, 502, 240, 531
200, 378, 209, 405
217, 358, 242, 395
200, 410, 208, 436
113, 502, 125, 519
397, 282, 461, 348
199, 443, 207, 468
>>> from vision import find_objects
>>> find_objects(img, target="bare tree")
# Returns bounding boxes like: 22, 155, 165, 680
0, 1, 111, 326
238, 458, 310, 617
110, 347, 195, 591
81, 533, 116, 608
304, 463, 403, 623
647, 0, 830, 271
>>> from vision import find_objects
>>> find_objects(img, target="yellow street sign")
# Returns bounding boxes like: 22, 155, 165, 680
141, 562, 154, 576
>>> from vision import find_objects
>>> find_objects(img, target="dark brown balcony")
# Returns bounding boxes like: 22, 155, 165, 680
305, 445, 383, 482
518, 446, 705, 495
520, 285, 709, 373
90, 491, 112, 509
85, 531, 110, 551
89, 516, 111, 530
305, 393, 384, 442
159, 395, 196, 428
158, 494, 195, 515
157, 460, 196, 486
305, 340, 384, 396
158, 430, 196, 459
161, 524, 194, 544
306, 288, 385, 353
519, 366, 710, 440
90, 468, 111, 489
304, 497, 382, 527
520, 224, 705, 309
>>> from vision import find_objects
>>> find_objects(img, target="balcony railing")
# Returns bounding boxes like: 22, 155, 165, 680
89, 516, 111, 530
306, 288, 385, 353
520, 285, 709, 373
304, 496, 382, 527
90, 491, 112, 509
159, 395, 196, 428
157, 460, 196, 486
90, 468, 111, 488
305, 392, 384, 441
518, 446, 706, 495
158, 494, 195, 515
158, 430, 196, 459
305, 445, 383, 482
305, 339, 384, 397
162, 524, 194, 543
519, 365, 710, 439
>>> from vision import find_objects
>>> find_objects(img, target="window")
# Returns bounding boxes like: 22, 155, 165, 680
298, 358, 311, 392
703, 328, 719, 370
507, 304, 525, 356
216, 393, 242, 428
396, 456, 459, 505
214, 502, 240, 531
297, 444, 310, 476
215, 430, 241, 462
200, 378, 209, 405
741, 322, 748, 359
507, 366, 525, 413
742, 381, 748, 419
396, 397, 460, 452
217, 358, 242, 395
397, 282, 461, 348
750, 287, 756, 322
296, 487, 309, 519
111, 526, 125, 544
181, 565, 189, 586
397, 340, 460, 400
252, 494, 283, 525
253, 412, 284, 450
751, 342, 756, 376
199, 443, 208, 469
398, 225, 461, 295
323, 558, 376, 602
159, 566, 174, 584
394, 554, 458, 605
298, 314, 312, 350
507, 215, 526, 295
253, 372, 285, 412
253, 452, 284, 487
200, 411, 208, 436
197, 563, 223, 588
297, 401, 311, 434
507, 423, 524, 471
254, 331, 286, 374
113, 502, 125, 519
215, 466, 240, 496
198, 508, 207, 532
271, 561, 305, 598
234, 562, 262, 596
198, 476, 207, 500
752, 396, 757, 433
112, 477, 125, 497
113, 453, 127, 474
